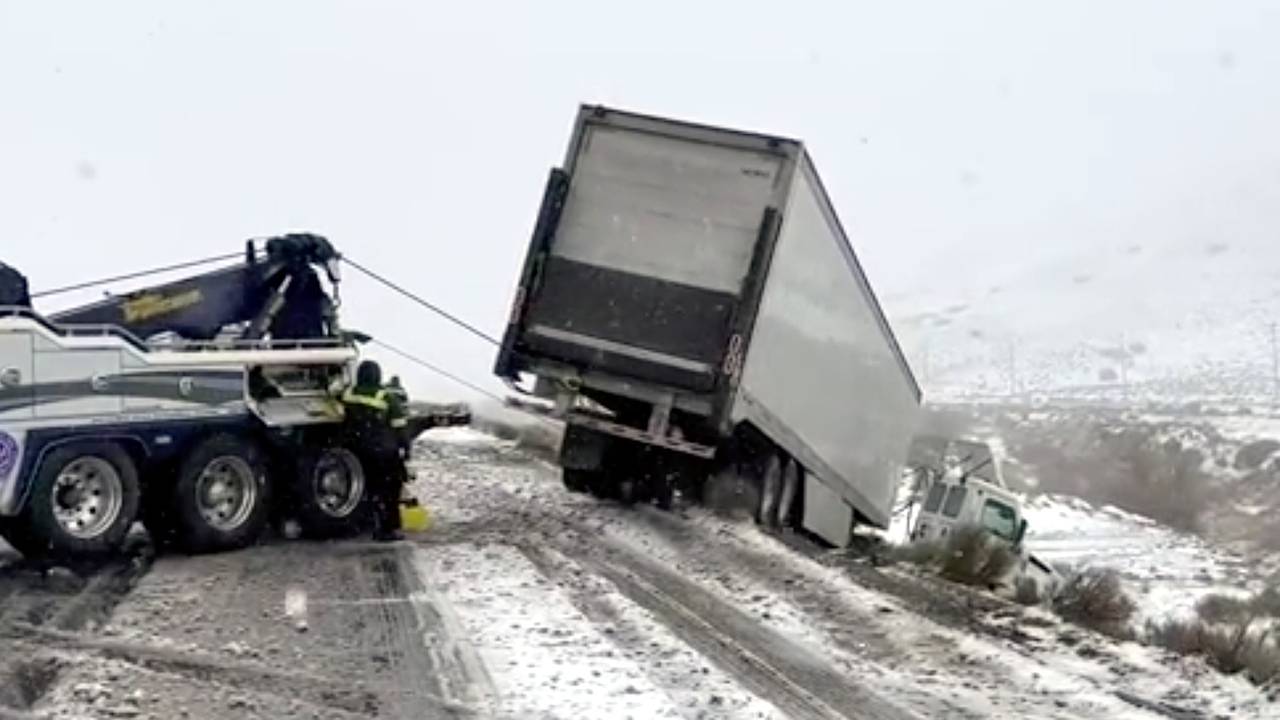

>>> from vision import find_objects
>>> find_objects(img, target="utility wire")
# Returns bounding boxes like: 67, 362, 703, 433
32, 252, 243, 299
343, 257, 501, 347
373, 339, 504, 403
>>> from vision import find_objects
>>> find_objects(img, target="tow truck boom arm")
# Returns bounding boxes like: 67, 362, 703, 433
45, 234, 342, 341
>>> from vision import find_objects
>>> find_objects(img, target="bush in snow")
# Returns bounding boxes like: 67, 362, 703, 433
1110, 438, 1210, 534
1014, 575, 1044, 606
1197, 587, 1280, 624
1147, 616, 1280, 686
940, 526, 1019, 588
1051, 567, 1136, 639
1234, 439, 1280, 472
1196, 593, 1254, 624
893, 526, 1018, 590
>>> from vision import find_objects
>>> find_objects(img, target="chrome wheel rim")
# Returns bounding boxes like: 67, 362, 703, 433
313, 450, 364, 518
52, 457, 124, 539
196, 456, 257, 531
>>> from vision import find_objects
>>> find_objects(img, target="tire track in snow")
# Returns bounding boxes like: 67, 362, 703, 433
538, 530, 919, 720
515, 542, 789, 720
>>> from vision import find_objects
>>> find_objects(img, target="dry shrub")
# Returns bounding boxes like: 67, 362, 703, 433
1251, 587, 1280, 618
1052, 567, 1136, 639
1110, 439, 1209, 533
894, 526, 1017, 589
940, 526, 1019, 588
1147, 617, 1280, 685
1015, 575, 1044, 606
1196, 593, 1254, 624
1197, 587, 1280, 624
1235, 439, 1280, 471
1147, 617, 1207, 655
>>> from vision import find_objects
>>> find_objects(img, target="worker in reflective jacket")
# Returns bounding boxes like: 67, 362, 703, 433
342, 360, 409, 542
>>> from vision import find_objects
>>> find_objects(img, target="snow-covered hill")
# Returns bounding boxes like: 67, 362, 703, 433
886, 237, 1280, 405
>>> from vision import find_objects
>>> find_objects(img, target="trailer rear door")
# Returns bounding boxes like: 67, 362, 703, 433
521, 109, 793, 392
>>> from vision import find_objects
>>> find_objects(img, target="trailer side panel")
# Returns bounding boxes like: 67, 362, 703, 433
732, 154, 920, 533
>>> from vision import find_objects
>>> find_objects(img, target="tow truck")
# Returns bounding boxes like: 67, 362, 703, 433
0, 236, 466, 560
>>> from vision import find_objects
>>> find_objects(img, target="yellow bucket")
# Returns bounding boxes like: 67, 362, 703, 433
400, 499, 432, 533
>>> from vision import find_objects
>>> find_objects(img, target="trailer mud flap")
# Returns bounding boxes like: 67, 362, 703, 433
560, 424, 607, 471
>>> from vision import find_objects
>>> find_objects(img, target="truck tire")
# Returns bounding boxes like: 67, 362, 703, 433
756, 453, 783, 527
172, 434, 272, 554
562, 468, 594, 493
14, 442, 141, 560
652, 472, 675, 511
292, 446, 368, 538
587, 472, 621, 500
617, 476, 640, 506
777, 459, 803, 528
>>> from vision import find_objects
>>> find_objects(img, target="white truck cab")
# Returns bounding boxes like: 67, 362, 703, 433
909, 438, 1026, 545
907, 437, 1059, 593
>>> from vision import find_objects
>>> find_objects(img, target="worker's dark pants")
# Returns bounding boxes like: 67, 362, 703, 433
363, 449, 406, 534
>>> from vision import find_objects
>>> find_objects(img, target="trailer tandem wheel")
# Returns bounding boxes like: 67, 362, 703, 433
756, 453, 784, 527
776, 459, 803, 529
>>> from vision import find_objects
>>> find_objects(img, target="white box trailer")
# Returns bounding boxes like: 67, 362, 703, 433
496, 106, 921, 546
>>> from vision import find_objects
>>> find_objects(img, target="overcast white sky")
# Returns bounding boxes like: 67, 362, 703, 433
4, 1, 1279, 399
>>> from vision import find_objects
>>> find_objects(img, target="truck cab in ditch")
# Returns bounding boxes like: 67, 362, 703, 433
908, 436, 1060, 595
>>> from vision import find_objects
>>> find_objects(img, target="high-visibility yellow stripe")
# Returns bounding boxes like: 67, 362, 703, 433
342, 390, 389, 412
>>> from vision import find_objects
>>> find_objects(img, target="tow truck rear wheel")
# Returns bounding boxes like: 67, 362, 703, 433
172, 434, 272, 554
292, 446, 368, 538
14, 442, 140, 560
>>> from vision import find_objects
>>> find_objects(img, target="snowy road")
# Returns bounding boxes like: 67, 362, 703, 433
0, 428, 1271, 719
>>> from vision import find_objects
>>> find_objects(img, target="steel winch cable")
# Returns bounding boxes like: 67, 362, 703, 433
372, 339, 504, 403
32, 251, 242, 299
342, 257, 501, 347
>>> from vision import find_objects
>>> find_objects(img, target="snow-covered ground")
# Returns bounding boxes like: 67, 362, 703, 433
1023, 494, 1261, 623
412, 429, 1271, 718
13, 426, 1275, 719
